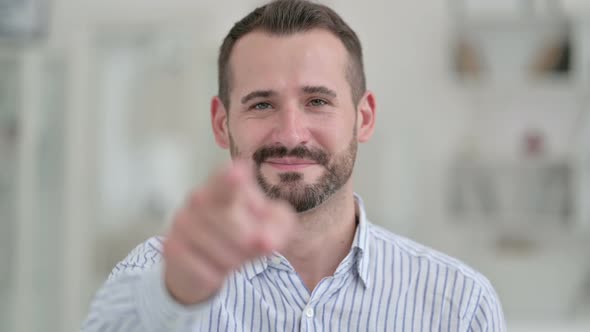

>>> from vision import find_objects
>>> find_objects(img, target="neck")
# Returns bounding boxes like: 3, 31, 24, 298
280, 184, 357, 293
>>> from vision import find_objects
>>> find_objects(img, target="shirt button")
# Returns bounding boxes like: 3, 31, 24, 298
305, 306, 314, 318
272, 257, 281, 265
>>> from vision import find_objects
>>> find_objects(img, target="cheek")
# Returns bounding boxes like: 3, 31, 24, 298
229, 120, 269, 155
309, 119, 355, 151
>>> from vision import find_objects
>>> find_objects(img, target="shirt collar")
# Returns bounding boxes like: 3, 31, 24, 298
351, 193, 371, 288
241, 193, 372, 288
241, 256, 268, 280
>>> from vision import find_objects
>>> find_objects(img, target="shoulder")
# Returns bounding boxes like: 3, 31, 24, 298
367, 221, 499, 300
108, 236, 166, 280
367, 222, 505, 330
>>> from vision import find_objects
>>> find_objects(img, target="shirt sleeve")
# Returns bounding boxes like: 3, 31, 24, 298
466, 276, 507, 332
81, 237, 212, 332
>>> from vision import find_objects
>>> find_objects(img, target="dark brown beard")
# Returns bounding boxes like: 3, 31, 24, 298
228, 125, 358, 213
253, 138, 357, 213
278, 172, 303, 183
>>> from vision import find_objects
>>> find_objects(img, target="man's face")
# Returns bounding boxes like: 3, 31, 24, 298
221, 29, 359, 213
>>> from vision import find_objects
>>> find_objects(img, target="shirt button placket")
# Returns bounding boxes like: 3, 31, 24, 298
299, 305, 315, 332
305, 306, 314, 318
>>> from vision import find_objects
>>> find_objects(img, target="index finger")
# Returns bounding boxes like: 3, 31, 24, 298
197, 160, 265, 212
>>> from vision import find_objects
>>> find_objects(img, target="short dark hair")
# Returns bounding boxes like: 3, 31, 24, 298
217, 0, 366, 109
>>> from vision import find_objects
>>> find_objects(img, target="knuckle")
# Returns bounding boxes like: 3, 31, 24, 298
198, 267, 223, 290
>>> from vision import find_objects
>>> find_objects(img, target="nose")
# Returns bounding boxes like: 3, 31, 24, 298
271, 104, 310, 148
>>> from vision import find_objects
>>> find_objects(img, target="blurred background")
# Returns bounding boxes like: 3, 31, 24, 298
1, 0, 590, 331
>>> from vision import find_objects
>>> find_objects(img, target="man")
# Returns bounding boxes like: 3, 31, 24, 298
83, 0, 506, 331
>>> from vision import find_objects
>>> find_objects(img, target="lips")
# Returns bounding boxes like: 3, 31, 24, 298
264, 158, 318, 170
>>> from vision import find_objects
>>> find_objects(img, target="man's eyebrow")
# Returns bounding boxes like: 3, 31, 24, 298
241, 90, 277, 104
302, 85, 337, 98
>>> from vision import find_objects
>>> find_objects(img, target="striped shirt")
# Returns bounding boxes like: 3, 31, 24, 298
82, 195, 506, 331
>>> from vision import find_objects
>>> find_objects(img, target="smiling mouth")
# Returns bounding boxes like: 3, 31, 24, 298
264, 158, 318, 171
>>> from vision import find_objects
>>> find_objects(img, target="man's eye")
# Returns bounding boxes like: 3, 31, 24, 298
251, 102, 273, 110
309, 99, 328, 107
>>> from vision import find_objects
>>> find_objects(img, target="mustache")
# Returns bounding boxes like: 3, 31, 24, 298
253, 145, 329, 166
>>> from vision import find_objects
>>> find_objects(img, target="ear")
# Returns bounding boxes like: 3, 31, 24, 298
211, 96, 230, 149
356, 91, 376, 143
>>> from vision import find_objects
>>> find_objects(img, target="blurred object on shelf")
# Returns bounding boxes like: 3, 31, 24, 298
523, 128, 545, 157
449, 156, 571, 230
495, 232, 536, 256
449, 146, 497, 220
0, 0, 50, 43
454, 40, 483, 78
530, 33, 571, 75
451, 0, 571, 83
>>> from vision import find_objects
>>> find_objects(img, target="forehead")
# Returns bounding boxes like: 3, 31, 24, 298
228, 29, 350, 99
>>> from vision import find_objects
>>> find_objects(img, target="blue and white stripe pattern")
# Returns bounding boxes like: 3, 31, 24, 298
83, 195, 506, 331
